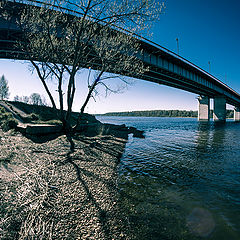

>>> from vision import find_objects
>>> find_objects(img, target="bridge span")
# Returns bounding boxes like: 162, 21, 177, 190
0, 0, 240, 122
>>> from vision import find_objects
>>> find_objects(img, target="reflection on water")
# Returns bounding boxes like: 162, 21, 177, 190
186, 207, 216, 237
97, 117, 240, 240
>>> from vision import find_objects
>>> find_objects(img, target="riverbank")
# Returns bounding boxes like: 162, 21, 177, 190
0, 129, 132, 239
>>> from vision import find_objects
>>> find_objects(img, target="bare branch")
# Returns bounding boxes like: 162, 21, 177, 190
12, 0, 163, 133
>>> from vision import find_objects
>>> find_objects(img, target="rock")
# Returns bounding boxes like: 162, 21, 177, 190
77, 113, 101, 124
128, 126, 145, 138
25, 124, 63, 135
132, 130, 144, 138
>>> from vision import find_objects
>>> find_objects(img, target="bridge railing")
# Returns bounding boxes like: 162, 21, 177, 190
3, 0, 240, 98
135, 35, 240, 97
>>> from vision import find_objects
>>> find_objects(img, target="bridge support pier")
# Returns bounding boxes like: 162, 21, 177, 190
213, 96, 226, 122
234, 107, 240, 121
198, 96, 210, 121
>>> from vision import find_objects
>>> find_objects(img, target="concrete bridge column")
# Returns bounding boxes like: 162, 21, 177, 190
234, 107, 240, 121
198, 96, 210, 121
213, 96, 226, 122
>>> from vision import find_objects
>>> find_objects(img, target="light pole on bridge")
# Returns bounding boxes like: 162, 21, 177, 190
208, 61, 211, 73
176, 38, 179, 55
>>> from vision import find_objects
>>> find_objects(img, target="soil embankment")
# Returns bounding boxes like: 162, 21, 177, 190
0, 101, 144, 138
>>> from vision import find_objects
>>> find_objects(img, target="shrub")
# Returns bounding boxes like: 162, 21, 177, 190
21, 113, 40, 123
0, 107, 5, 113
1, 119, 18, 132
29, 113, 40, 121
0, 112, 12, 121
0, 106, 18, 131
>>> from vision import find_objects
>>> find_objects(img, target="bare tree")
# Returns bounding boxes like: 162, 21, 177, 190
0, 75, 10, 100
23, 95, 30, 104
14, 95, 20, 102
29, 93, 45, 105
14, 95, 29, 103
7, 0, 164, 134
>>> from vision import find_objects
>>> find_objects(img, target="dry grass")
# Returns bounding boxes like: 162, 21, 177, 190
0, 129, 131, 240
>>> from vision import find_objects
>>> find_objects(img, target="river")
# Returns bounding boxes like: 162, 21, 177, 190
96, 116, 240, 240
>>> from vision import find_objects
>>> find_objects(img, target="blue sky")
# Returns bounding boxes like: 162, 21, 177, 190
1, 0, 240, 114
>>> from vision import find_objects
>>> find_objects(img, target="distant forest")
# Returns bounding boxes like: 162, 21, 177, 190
98, 110, 234, 118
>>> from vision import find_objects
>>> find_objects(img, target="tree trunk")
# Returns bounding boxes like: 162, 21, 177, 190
31, 61, 57, 109
74, 70, 104, 132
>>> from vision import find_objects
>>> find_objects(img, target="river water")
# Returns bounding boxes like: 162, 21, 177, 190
96, 116, 240, 240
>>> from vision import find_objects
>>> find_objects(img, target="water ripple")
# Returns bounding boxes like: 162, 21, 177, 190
98, 116, 240, 240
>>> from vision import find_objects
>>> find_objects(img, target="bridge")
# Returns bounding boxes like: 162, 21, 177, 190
1, 0, 240, 122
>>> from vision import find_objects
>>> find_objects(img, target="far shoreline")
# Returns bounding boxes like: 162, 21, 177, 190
94, 109, 234, 119
95, 115, 234, 120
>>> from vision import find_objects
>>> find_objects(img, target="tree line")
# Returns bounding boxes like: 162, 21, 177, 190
14, 93, 47, 106
101, 109, 234, 118
0, 74, 47, 106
